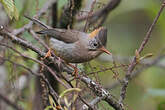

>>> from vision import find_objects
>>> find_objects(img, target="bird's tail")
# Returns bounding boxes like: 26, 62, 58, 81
35, 29, 54, 35
24, 15, 50, 29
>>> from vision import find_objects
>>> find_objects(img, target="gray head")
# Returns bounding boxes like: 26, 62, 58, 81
87, 27, 111, 55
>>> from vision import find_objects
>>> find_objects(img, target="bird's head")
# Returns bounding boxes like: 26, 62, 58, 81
87, 27, 111, 55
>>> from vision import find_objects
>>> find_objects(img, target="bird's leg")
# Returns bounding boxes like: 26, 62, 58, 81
43, 49, 63, 71
43, 49, 51, 59
67, 63, 79, 78
43, 50, 78, 77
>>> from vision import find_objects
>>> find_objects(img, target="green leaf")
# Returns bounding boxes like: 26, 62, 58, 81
48, 95, 57, 110
59, 88, 81, 98
44, 106, 54, 110
13, 5, 19, 20
140, 53, 153, 61
58, 88, 81, 108
0, 0, 19, 20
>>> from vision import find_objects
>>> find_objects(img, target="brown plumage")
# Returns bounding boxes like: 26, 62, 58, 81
25, 16, 111, 63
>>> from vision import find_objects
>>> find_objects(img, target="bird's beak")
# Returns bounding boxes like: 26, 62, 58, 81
99, 46, 111, 55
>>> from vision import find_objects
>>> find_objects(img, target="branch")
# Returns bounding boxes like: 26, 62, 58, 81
0, 93, 23, 110
0, 27, 124, 110
0, 30, 46, 57
0, 47, 60, 105
29, 29, 50, 50
108, 54, 165, 89
0, 57, 38, 76
86, 53, 165, 109
12, 0, 57, 35
99, 54, 165, 68
80, 76, 124, 110
83, 0, 96, 32
58, 0, 82, 28
119, 1, 165, 104
0, 42, 70, 89
81, 97, 104, 110
77, 0, 121, 23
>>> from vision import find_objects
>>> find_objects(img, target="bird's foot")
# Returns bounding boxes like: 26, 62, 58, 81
73, 67, 78, 78
44, 49, 51, 59
68, 63, 79, 78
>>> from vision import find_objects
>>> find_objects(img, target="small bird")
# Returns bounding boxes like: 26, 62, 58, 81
25, 16, 111, 75
36, 27, 111, 63
25, 16, 111, 76
25, 16, 111, 63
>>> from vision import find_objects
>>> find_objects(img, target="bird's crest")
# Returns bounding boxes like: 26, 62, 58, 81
89, 27, 103, 38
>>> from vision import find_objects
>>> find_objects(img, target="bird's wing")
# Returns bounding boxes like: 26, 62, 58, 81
24, 15, 51, 29
36, 29, 85, 43
25, 16, 87, 43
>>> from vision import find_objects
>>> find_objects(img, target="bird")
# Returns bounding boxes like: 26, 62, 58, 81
36, 27, 111, 63
25, 16, 111, 75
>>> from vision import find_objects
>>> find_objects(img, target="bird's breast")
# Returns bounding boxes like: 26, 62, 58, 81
50, 38, 102, 63
67, 44, 102, 63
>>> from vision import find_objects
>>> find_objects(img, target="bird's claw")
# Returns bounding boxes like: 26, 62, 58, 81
68, 63, 79, 78
44, 49, 51, 59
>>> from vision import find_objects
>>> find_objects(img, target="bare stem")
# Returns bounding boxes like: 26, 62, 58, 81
119, 0, 165, 104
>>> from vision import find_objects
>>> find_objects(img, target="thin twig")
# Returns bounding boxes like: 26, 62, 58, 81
0, 93, 23, 110
119, 0, 165, 104
86, 64, 128, 75
0, 57, 38, 76
0, 30, 124, 110
0, 48, 60, 106
108, 54, 165, 90
98, 54, 165, 68
83, 0, 96, 32
0, 42, 70, 89
60, 73, 94, 109
29, 29, 50, 50
77, 0, 121, 23
80, 75, 124, 110
81, 97, 104, 110
12, 0, 56, 35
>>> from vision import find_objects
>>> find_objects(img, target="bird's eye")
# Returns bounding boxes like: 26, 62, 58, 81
93, 43, 97, 47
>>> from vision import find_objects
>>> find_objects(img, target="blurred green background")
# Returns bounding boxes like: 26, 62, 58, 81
104, 0, 165, 110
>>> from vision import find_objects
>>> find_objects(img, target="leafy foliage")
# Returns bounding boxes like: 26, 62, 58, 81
0, 0, 19, 20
